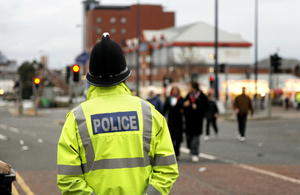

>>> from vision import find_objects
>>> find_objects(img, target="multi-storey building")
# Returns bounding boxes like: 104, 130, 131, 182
85, 4, 175, 51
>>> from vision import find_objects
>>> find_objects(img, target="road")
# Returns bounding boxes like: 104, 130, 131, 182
0, 106, 299, 194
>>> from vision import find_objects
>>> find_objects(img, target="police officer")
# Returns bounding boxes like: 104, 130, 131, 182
57, 33, 178, 195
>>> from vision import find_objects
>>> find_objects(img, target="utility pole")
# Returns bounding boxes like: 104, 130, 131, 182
254, 0, 258, 110
214, 0, 219, 100
136, 1, 140, 96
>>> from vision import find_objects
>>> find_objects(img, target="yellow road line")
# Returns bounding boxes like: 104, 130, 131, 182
12, 183, 20, 195
15, 171, 35, 195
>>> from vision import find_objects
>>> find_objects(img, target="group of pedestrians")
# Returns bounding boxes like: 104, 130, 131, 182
149, 84, 255, 162
148, 81, 218, 163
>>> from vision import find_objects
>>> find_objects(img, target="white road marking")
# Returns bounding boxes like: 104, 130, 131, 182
20, 140, 24, 145
180, 147, 217, 160
21, 146, 29, 150
180, 146, 300, 185
237, 164, 300, 185
0, 124, 7, 129
9, 127, 19, 133
199, 153, 217, 160
0, 134, 8, 140
37, 138, 43, 143
180, 147, 190, 154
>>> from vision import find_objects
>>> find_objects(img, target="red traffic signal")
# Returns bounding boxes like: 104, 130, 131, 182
33, 77, 41, 89
72, 64, 80, 73
72, 64, 80, 82
34, 77, 41, 85
209, 76, 214, 82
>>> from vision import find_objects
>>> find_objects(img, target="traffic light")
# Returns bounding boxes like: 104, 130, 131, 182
72, 64, 80, 82
66, 66, 71, 84
209, 76, 214, 88
270, 54, 282, 73
33, 77, 41, 89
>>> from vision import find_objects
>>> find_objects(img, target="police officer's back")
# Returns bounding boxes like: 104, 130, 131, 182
57, 33, 179, 195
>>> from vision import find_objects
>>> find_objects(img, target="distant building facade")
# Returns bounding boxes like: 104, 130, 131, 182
123, 22, 253, 91
85, 4, 175, 51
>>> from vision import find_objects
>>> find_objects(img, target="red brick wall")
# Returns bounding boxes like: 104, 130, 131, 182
86, 4, 174, 50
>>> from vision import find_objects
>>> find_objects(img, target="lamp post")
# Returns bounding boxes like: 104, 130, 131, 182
254, 0, 258, 111
136, 0, 141, 96
214, 0, 219, 100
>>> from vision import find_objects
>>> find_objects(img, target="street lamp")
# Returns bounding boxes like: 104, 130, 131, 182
214, 0, 219, 100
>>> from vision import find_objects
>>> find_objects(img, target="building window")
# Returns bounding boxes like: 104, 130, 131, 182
111, 28, 116, 35
146, 55, 151, 63
97, 27, 102, 34
121, 28, 126, 35
110, 17, 116, 24
152, 68, 157, 76
145, 68, 150, 76
96, 17, 102, 24
120, 17, 126, 24
140, 43, 147, 52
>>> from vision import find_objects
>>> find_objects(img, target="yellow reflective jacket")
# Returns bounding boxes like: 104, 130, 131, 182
57, 83, 179, 195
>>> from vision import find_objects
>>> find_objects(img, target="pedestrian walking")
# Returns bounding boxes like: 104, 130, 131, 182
163, 86, 184, 160
146, 86, 163, 114
233, 87, 254, 142
57, 33, 178, 195
285, 96, 290, 110
183, 81, 208, 162
204, 93, 219, 141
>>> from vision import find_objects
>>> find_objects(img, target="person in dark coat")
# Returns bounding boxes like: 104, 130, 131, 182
183, 81, 208, 162
204, 93, 219, 141
233, 87, 254, 142
146, 86, 163, 114
163, 86, 184, 159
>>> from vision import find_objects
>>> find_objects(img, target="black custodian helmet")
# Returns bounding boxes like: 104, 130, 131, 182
86, 32, 131, 87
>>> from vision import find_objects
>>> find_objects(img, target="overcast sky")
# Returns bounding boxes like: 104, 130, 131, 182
0, 0, 299, 69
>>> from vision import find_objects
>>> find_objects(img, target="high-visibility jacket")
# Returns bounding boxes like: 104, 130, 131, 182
57, 83, 179, 195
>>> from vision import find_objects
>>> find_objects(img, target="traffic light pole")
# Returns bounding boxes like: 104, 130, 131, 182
268, 55, 272, 117
32, 82, 38, 116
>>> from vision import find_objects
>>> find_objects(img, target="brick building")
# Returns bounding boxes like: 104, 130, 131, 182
85, 4, 175, 51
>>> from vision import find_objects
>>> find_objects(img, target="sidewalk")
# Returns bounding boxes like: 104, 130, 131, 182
223, 106, 300, 121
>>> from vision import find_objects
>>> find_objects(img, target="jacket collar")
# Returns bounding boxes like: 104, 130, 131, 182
86, 82, 132, 100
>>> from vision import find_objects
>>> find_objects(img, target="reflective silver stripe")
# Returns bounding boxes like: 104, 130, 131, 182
143, 184, 162, 195
154, 154, 177, 167
91, 156, 154, 170
73, 105, 95, 172
141, 100, 154, 167
57, 164, 83, 175
141, 100, 152, 154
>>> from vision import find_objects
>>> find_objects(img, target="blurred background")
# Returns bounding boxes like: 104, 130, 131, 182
1, 1, 300, 194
